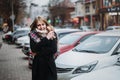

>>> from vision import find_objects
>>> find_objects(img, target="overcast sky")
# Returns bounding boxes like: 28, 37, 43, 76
31, 0, 49, 6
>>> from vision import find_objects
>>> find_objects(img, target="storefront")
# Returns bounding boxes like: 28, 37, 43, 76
99, 6, 120, 30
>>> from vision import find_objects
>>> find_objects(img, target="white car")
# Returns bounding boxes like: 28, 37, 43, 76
55, 30, 120, 80
106, 26, 120, 31
71, 58, 120, 80
12, 27, 30, 43
15, 35, 30, 47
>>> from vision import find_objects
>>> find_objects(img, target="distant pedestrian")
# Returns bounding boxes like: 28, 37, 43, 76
29, 16, 58, 80
3, 23, 9, 33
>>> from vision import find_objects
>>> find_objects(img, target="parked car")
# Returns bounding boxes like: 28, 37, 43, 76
55, 30, 120, 80
79, 26, 95, 31
55, 31, 100, 58
2, 31, 12, 43
55, 28, 81, 39
12, 27, 30, 43
106, 26, 120, 31
71, 57, 120, 80
25, 28, 81, 68
15, 35, 30, 47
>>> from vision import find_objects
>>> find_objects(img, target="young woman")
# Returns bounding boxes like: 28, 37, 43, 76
29, 16, 57, 80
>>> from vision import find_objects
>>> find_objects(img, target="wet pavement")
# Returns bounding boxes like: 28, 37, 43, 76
0, 32, 31, 80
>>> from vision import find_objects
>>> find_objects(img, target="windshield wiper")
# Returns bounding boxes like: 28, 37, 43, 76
78, 50, 98, 53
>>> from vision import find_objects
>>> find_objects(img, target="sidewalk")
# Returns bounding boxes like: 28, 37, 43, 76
0, 33, 31, 80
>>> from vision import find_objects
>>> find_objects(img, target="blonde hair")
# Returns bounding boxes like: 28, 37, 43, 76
30, 16, 54, 32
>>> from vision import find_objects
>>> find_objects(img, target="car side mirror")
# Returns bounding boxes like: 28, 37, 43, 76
112, 48, 120, 55
117, 48, 120, 54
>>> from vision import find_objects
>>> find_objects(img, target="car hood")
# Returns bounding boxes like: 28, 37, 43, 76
71, 65, 120, 80
55, 50, 106, 67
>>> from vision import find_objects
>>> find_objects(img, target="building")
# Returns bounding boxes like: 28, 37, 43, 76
71, 0, 97, 28
97, 0, 120, 30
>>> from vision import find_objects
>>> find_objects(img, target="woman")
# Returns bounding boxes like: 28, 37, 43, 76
29, 16, 58, 80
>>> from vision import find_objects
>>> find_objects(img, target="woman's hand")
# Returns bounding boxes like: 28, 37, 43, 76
46, 31, 56, 40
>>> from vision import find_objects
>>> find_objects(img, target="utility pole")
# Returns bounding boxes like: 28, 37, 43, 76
82, 0, 85, 26
10, 0, 15, 31
90, 0, 93, 27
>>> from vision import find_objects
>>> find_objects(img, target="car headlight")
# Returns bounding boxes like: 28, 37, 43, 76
73, 61, 98, 74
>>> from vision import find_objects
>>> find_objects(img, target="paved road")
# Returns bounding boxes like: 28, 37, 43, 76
0, 33, 31, 80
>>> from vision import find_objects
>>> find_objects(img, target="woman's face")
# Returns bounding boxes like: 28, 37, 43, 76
37, 21, 46, 30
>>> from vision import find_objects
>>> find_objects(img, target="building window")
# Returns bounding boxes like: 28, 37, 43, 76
85, 6, 90, 13
115, 0, 120, 2
115, 0, 120, 5
93, 4, 96, 9
103, 0, 109, 7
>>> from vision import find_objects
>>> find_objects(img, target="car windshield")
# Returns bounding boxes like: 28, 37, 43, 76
80, 26, 91, 29
59, 34, 81, 45
13, 30, 29, 35
73, 36, 119, 53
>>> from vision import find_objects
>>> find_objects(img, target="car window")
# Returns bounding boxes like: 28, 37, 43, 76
58, 33, 68, 39
74, 36, 120, 53
80, 34, 94, 42
115, 27, 120, 29
57, 32, 77, 39
14, 30, 29, 35
14, 31, 23, 35
59, 34, 81, 45
106, 28, 113, 30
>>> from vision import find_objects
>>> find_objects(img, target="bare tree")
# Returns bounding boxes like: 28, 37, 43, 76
0, 0, 27, 24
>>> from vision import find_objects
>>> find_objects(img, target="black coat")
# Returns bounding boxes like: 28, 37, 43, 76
29, 30, 58, 80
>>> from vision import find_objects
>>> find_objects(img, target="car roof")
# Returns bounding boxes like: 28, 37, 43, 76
67, 31, 100, 35
55, 28, 80, 33
95, 30, 120, 36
